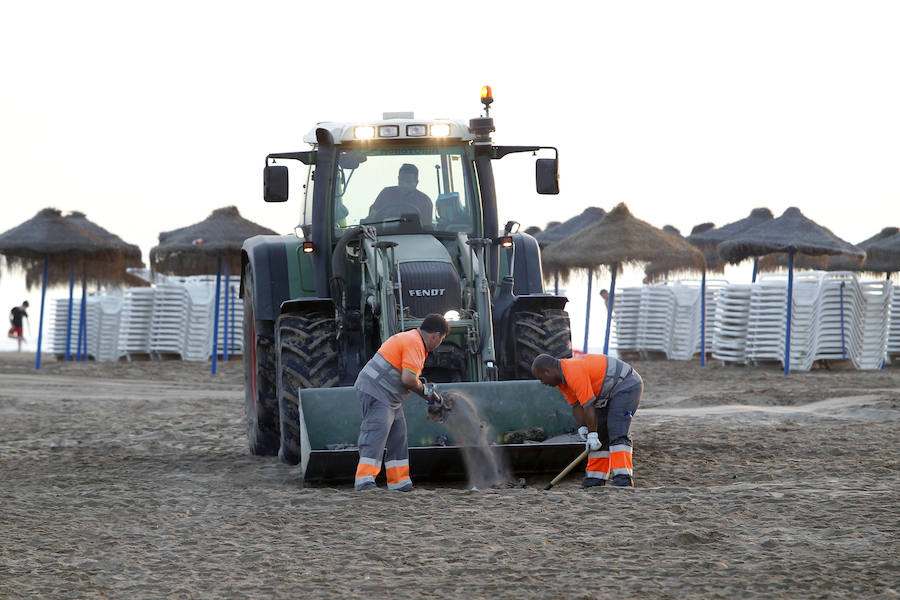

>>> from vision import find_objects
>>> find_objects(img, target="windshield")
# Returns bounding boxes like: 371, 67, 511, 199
334, 146, 477, 234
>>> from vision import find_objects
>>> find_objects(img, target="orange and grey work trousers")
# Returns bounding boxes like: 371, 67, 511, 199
585, 370, 643, 486
354, 390, 412, 491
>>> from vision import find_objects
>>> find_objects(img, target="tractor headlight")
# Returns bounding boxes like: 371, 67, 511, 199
406, 124, 427, 137
443, 310, 461, 321
430, 123, 451, 137
354, 126, 375, 140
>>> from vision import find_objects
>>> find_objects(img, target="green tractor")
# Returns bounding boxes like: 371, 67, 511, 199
242, 89, 579, 482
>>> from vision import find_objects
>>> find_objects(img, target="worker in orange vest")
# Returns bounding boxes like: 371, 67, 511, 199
532, 353, 643, 487
353, 314, 449, 491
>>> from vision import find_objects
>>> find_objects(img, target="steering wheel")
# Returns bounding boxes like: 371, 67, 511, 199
367, 201, 425, 224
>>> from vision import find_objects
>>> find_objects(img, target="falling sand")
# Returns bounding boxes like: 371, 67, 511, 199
439, 390, 512, 489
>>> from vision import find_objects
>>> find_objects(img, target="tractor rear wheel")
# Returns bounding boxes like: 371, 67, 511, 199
242, 267, 279, 455
276, 311, 340, 465
512, 308, 573, 378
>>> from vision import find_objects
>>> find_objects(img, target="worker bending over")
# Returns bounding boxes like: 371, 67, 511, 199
354, 314, 449, 491
532, 353, 643, 488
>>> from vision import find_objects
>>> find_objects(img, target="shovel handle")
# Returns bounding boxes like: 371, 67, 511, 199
543, 448, 590, 490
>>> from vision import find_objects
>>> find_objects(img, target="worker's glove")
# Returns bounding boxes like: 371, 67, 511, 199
585, 432, 601, 452
576, 426, 589, 442
423, 382, 442, 406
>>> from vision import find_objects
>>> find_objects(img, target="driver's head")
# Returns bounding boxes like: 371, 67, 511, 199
398, 163, 418, 189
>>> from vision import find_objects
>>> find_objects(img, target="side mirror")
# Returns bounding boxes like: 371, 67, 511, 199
264, 165, 289, 202
536, 158, 559, 195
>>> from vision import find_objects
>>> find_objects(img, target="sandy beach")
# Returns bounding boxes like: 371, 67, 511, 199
0, 352, 898, 599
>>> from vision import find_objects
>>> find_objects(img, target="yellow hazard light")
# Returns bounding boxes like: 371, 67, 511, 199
481, 85, 493, 104
302, 241, 315, 254
500, 236, 514, 248
354, 126, 376, 139
430, 123, 451, 137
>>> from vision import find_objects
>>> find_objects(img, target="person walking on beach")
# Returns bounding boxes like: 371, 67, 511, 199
532, 352, 642, 488
353, 314, 449, 492
8, 301, 29, 352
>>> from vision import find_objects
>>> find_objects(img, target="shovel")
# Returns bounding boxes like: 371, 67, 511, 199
543, 448, 589, 490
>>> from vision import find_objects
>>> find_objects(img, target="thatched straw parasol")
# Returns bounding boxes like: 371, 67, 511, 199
150, 206, 276, 275
150, 206, 276, 374
534, 207, 606, 248
662, 225, 681, 237
66, 211, 143, 269
688, 208, 775, 281
718, 206, 865, 374
543, 203, 706, 354
534, 207, 607, 299
0, 208, 130, 369
825, 227, 898, 274
863, 231, 900, 275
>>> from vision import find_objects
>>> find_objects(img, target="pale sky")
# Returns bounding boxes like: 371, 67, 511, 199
2, 0, 899, 351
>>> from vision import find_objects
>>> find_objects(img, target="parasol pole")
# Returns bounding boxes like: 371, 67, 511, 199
65, 266, 74, 361
35, 257, 48, 370
603, 263, 618, 355
211, 256, 222, 375
752, 257, 759, 283
223, 264, 229, 362
79, 273, 87, 361
784, 250, 794, 375
583, 267, 592, 354
554, 270, 559, 296
700, 269, 707, 366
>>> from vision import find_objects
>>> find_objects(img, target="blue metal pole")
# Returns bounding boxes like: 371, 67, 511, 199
211, 257, 222, 375
700, 269, 707, 366
752, 257, 759, 283
554, 271, 559, 296
785, 250, 794, 375
35, 257, 48, 370
839, 282, 846, 360
65, 267, 74, 361
223, 264, 230, 362
583, 268, 593, 354
603, 265, 618, 355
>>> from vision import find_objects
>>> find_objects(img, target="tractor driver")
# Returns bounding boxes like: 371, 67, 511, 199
367, 163, 433, 225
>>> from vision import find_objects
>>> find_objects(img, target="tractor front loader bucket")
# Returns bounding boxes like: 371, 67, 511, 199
298, 380, 583, 483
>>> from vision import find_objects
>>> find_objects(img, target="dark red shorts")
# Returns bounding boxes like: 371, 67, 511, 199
8, 327, 23, 339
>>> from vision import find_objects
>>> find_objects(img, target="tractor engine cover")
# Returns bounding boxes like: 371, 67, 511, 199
398, 261, 461, 318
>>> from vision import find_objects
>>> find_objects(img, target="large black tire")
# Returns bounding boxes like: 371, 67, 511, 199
243, 267, 279, 455
276, 312, 340, 465
511, 308, 573, 378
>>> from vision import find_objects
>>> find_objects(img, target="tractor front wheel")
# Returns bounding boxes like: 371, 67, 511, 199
276, 311, 340, 465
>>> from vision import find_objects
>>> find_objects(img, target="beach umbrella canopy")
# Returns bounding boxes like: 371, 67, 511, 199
0, 207, 126, 289
645, 222, 722, 282
65, 211, 144, 268
687, 208, 779, 275
825, 227, 898, 273
150, 206, 277, 275
863, 231, 900, 274
718, 207, 865, 265
534, 207, 606, 248
543, 203, 706, 278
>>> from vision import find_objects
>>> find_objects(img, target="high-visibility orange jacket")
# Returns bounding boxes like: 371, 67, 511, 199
557, 354, 610, 406
378, 329, 428, 376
